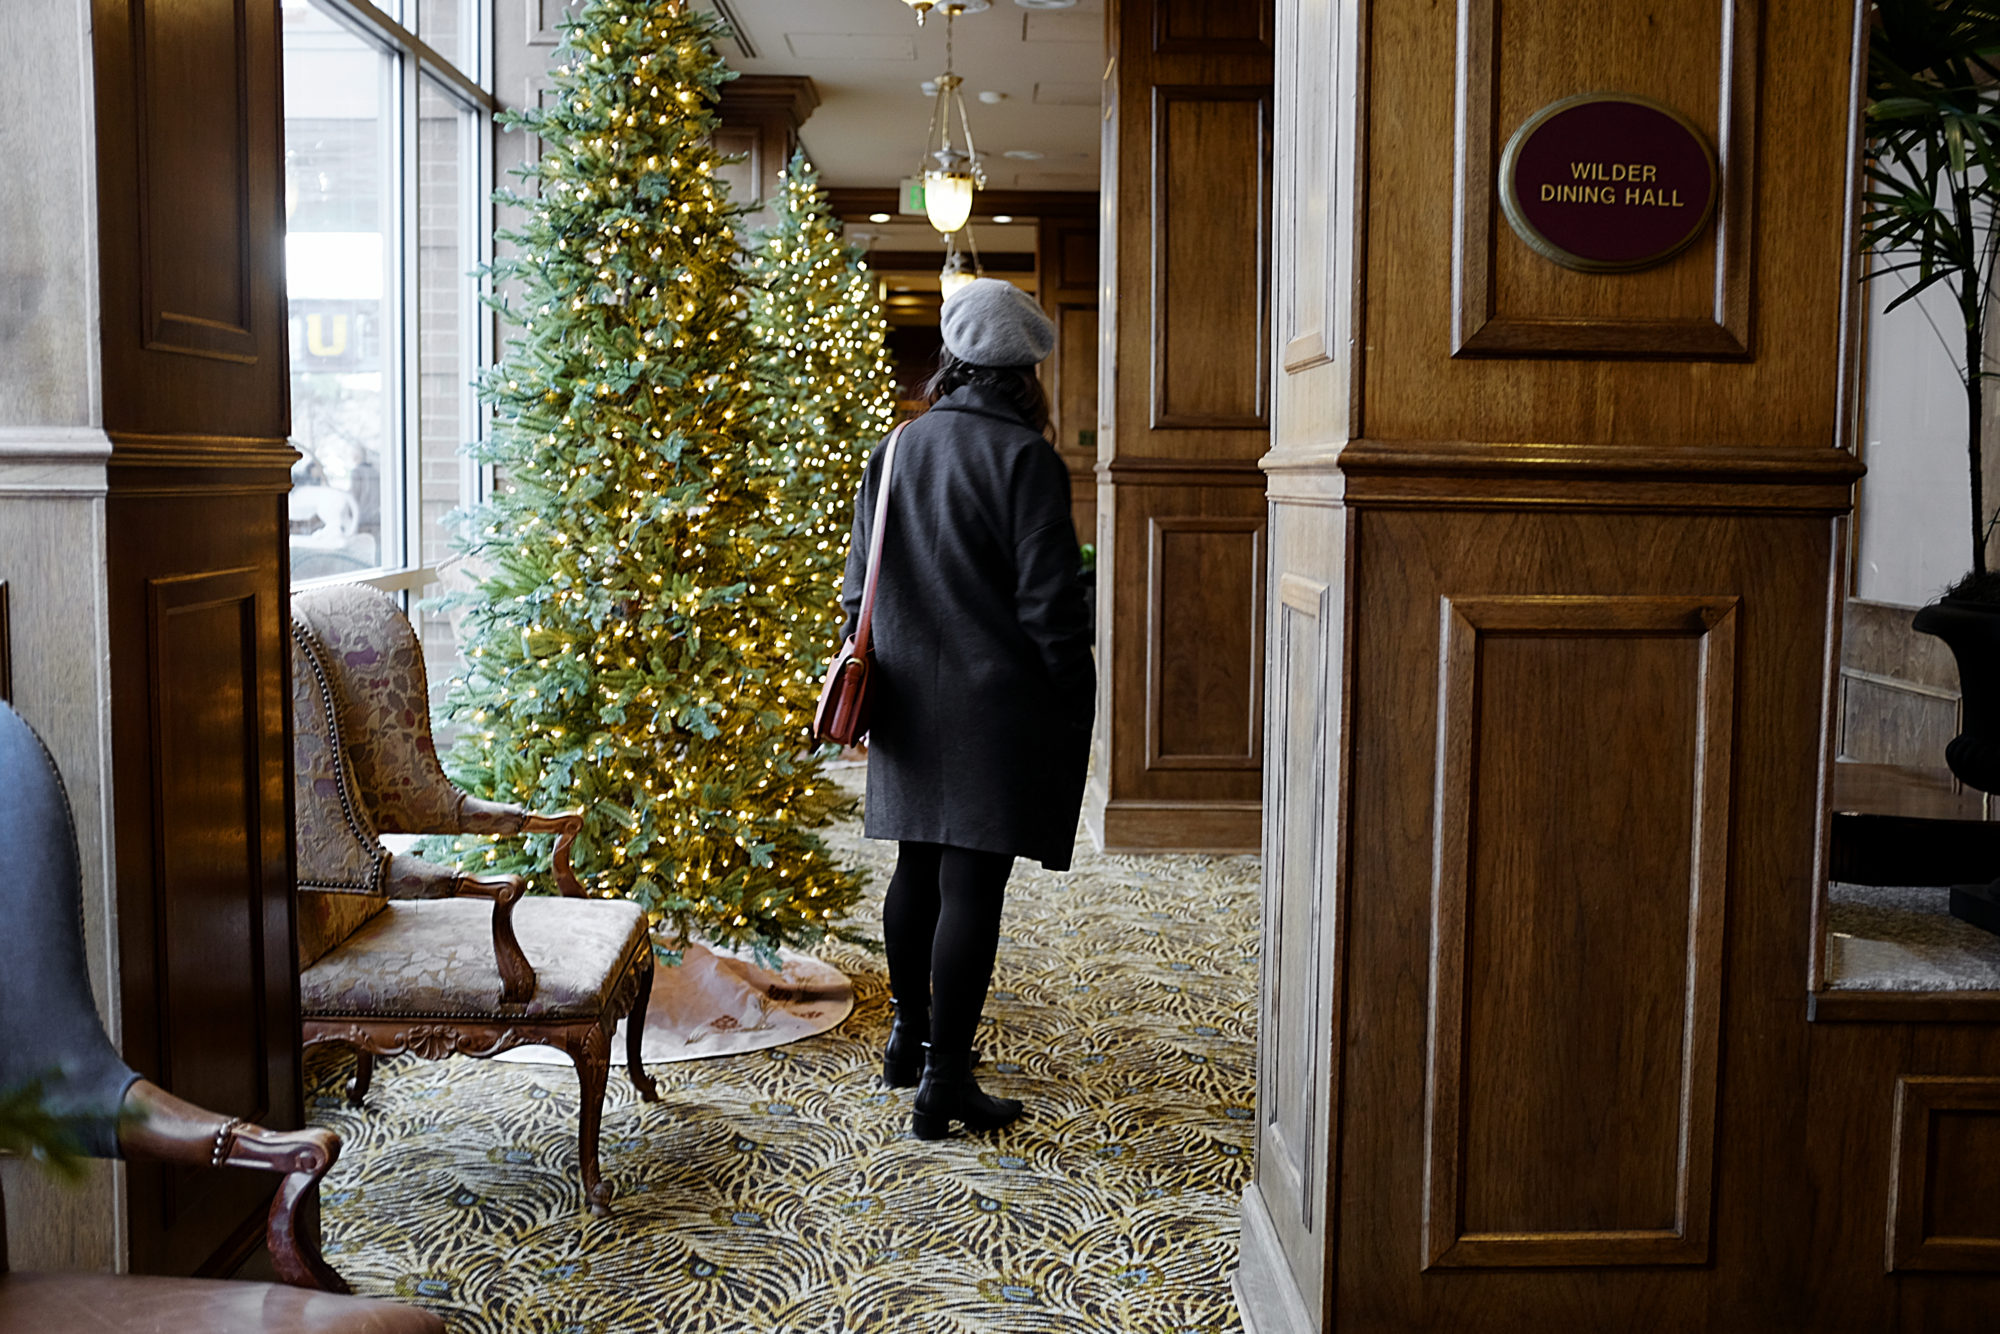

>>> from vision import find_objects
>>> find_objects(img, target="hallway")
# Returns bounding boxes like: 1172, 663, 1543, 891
306, 776, 1261, 1332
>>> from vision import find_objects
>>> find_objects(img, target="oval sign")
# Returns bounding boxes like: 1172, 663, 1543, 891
1499, 93, 1719, 273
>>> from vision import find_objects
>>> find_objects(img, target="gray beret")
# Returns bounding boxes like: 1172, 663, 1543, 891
939, 277, 1056, 367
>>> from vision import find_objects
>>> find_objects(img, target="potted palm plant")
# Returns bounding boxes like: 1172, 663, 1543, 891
1865, 0, 2000, 933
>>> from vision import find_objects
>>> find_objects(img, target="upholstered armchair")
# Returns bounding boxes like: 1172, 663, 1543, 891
289, 584, 660, 1217
0, 701, 441, 1332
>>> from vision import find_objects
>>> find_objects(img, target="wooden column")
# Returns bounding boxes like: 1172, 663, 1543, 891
90, 0, 302, 1279
1241, 1, 1997, 1330
1090, 0, 1274, 854
1037, 214, 1100, 544
714, 75, 821, 231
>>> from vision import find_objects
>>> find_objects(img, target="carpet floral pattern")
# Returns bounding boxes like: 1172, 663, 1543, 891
308, 788, 1262, 1333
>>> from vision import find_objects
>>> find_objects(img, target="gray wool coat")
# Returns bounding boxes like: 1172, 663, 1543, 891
839, 383, 1096, 870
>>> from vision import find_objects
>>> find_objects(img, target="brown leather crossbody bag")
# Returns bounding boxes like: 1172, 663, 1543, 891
813, 422, 906, 746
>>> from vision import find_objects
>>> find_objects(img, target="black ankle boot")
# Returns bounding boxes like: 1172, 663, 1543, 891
912, 1047, 1022, 1140
882, 1003, 929, 1088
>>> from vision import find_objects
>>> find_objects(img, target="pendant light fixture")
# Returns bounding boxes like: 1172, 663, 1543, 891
901, 0, 989, 21
917, 3, 984, 233
939, 229, 983, 300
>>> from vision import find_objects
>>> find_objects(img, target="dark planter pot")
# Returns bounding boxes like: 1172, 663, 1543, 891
1912, 596, 2000, 935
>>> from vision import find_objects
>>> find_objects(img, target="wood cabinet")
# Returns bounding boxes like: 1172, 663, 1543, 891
1090, 0, 1275, 854
1242, 0, 2000, 1329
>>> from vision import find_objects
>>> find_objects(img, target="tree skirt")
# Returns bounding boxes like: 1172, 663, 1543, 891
495, 941, 854, 1065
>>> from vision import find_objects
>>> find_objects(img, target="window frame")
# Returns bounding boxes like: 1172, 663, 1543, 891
287, 0, 497, 597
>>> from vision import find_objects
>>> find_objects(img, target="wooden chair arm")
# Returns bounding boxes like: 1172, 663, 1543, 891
520, 810, 587, 898
455, 802, 588, 897
116, 1080, 349, 1294
452, 872, 536, 1004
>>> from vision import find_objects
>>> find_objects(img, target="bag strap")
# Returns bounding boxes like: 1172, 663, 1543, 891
853, 421, 907, 656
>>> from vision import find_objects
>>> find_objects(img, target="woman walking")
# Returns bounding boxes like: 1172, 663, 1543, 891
840, 278, 1096, 1140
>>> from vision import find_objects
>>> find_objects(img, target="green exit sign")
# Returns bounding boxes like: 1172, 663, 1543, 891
898, 176, 928, 216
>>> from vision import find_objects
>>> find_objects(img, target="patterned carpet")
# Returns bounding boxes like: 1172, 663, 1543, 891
307, 780, 1263, 1333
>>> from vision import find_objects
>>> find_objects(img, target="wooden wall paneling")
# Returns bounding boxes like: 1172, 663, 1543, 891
1450, 0, 1758, 359
1091, 0, 1275, 855
1092, 465, 1267, 850
1328, 509, 1838, 1330
1038, 213, 1103, 544
710, 124, 763, 216
1247, 0, 2000, 1327
92, 0, 286, 439
93, 0, 301, 1277
1838, 597, 1963, 771
1264, 572, 1329, 1226
1793, 1024, 2000, 1328
109, 484, 299, 1279
1887, 1076, 2000, 1273
714, 76, 820, 228
1145, 515, 1265, 769
1234, 0, 1358, 1324
1424, 595, 1736, 1268
1150, 86, 1272, 430
1365, 0, 1855, 447
1153, 0, 1272, 55
136, 566, 273, 1242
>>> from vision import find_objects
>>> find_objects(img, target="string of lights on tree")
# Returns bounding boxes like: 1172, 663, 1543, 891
430, 0, 864, 961
745, 149, 899, 680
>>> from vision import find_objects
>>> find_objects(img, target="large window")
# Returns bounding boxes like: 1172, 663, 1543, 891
282, 0, 492, 674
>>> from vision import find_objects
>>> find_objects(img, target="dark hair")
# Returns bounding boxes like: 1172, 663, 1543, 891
923, 350, 1052, 440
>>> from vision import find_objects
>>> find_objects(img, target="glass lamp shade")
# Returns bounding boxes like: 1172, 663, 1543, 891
939, 263, 978, 300
923, 171, 976, 233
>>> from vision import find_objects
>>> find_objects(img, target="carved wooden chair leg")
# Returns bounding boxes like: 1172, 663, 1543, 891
626, 952, 660, 1102
346, 1050, 375, 1107
565, 1024, 613, 1217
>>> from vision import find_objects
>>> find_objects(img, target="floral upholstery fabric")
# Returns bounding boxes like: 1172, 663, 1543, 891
384, 851, 474, 901
300, 897, 649, 1020
291, 585, 472, 835
297, 889, 388, 971
292, 616, 389, 968
291, 621, 388, 893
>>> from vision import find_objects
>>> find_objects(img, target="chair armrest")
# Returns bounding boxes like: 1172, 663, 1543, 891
453, 872, 537, 1004
116, 1080, 349, 1294
455, 801, 588, 898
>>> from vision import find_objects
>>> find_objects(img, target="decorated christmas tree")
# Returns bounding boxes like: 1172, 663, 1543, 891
434, 0, 862, 958
744, 151, 899, 675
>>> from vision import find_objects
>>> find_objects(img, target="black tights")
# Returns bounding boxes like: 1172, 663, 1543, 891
882, 841, 1014, 1058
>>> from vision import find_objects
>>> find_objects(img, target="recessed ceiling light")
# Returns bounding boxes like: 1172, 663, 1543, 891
1002, 149, 1044, 161
1015, 0, 1077, 8
992, 214, 1015, 224
869, 212, 892, 223
978, 90, 1006, 104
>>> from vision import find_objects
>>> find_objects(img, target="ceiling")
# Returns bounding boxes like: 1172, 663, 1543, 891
698, 0, 1106, 193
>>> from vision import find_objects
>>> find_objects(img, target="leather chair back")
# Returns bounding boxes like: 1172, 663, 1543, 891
0, 703, 139, 1157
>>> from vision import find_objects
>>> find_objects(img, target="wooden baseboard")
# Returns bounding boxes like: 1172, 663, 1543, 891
1083, 783, 1261, 854
1234, 1183, 1320, 1334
